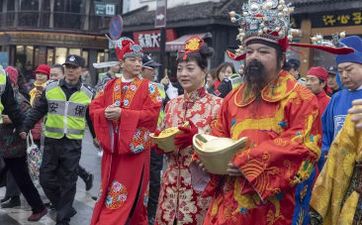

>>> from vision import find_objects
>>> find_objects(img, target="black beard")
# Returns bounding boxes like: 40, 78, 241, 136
244, 60, 268, 97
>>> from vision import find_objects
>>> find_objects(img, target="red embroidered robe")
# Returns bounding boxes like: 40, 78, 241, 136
202, 71, 321, 225
155, 89, 223, 225
89, 77, 162, 225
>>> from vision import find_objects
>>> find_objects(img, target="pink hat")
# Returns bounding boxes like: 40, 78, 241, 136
5, 66, 19, 85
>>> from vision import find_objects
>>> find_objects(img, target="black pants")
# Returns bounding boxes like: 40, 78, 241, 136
77, 164, 90, 181
148, 149, 163, 224
5, 171, 21, 197
3, 156, 45, 213
39, 138, 81, 223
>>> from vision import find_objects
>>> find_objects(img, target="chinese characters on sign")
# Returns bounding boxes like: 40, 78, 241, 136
133, 29, 176, 51
138, 33, 161, 49
312, 10, 362, 27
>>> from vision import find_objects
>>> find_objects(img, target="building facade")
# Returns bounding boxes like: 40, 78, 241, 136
0, 0, 119, 84
123, 0, 221, 14
121, 0, 243, 79
290, 0, 362, 75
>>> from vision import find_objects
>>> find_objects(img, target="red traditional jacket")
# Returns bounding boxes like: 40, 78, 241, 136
316, 91, 330, 116
155, 88, 222, 225
89, 77, 162, 225
202, 71, 321, 225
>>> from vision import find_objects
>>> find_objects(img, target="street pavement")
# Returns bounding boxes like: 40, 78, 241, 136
0, 129, 101, 225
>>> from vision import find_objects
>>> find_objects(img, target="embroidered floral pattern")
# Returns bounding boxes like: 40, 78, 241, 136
130, 128, 151, 154
155, 92, 222, 225
105, 180, 128, 209
149, 83, 163, 104
112, 77, 142, 109
206, 71, 321, 225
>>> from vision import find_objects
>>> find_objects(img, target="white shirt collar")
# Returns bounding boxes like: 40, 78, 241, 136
121, 76, 134, 83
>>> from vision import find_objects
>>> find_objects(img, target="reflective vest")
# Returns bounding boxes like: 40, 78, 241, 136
228, 74, 243, 91
0, 67, 6, 124
155, 82, 166, 126
44, 81, 93, 140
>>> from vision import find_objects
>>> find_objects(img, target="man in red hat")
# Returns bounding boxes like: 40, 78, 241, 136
89, 38, 162, 225
200, 2, 321, 225
305, 66, 331, 115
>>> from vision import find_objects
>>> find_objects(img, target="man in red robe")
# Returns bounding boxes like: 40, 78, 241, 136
201, 2, 321, 225
89, 38, 162, 225
305, 66, 331, 116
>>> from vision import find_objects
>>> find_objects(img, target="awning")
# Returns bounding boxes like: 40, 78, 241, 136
166, 32, 212, 52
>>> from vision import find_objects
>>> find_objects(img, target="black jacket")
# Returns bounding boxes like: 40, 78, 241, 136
1, 76, 24, 130
21, 79, 96, 140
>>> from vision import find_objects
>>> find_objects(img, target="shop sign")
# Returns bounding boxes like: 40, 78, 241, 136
311, 10, 362, 28
155, 0, 167, 28
133, 29, 176, 51
95, 2, 115, 16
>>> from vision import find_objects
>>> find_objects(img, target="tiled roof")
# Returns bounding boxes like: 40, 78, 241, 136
288, 0, 355, 5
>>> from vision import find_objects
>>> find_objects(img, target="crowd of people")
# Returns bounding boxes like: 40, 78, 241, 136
1, 1, 362, 225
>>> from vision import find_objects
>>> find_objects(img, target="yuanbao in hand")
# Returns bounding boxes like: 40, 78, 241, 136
193, 134, 249, 175
149, 121, 190, 152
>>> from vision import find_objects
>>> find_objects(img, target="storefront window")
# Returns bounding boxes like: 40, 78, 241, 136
26, 46, 34, 65
82, 50, 89, 66
54, 0, 82, 29
55, 47, 67, 64
69, 48, 81, 56
21, 0, 39, 10
16, 46, 25, 54
34, 47, 39, 66
34, 46, 47, 66
97, 52, 105, 63
47, 48, 55, 65
7, 0, 15, 11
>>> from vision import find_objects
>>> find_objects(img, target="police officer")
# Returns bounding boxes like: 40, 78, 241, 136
0, 66, 48, 221
20, 55, 95, 225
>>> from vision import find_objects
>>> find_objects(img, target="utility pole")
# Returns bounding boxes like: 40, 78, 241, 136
155, 0, 167, 82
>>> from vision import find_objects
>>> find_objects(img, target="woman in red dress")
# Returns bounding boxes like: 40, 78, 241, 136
155, 37, 223, 225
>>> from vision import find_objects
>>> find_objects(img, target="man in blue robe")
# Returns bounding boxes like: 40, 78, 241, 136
320, 35, 362, 170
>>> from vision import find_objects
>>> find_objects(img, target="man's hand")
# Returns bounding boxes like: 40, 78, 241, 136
227, 163, 243, 177
2, 115, 12, 124
104, 104, 121, 120
19, 132, 27, 140
349, 99, 362, 131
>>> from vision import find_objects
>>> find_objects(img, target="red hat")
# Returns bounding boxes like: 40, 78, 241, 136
35, 64, 50, 77
5, 66, 18, 85
115, 37, 143, 61
307, 66, 328, 82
